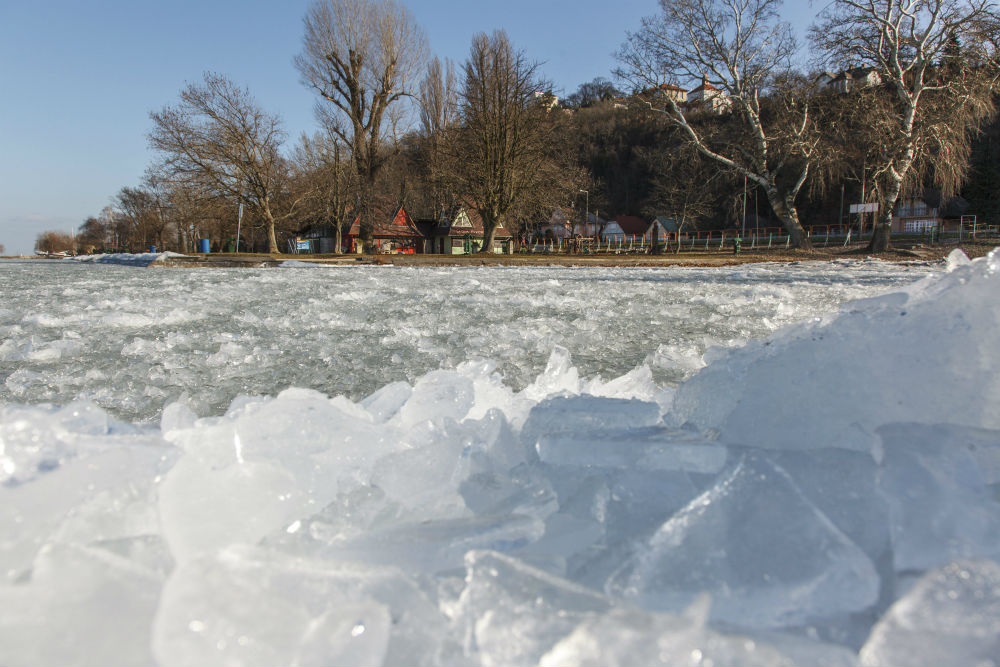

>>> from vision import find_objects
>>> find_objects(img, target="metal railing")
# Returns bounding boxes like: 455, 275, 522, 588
517, 224, 999, 255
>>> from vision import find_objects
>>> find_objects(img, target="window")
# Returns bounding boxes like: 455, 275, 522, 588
904, 220, 937, 233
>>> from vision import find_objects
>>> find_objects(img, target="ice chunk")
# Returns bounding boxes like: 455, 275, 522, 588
945, 248, 971, 271
152, 546, 446, 667
860, 559, 1000, 667
540, 600, 804, 667
455, 550, 611, 666
298, 513, 545, 574
768, 448, 890, 564
360, 380, 412, 422
372, 410, 528, 520
523, 345, 581, 400
607, 453, 879, 629
235, 387, 373, 459
160, 399, 197, 435
398, 369, 475, 426
521, 394, 661, 461
584, 363, 660, 402
1, 443, 175, 581
0, 543, 163, 667
158, 455, 313, 563
877, 423, 1000, 572
670, 250, 1000, 453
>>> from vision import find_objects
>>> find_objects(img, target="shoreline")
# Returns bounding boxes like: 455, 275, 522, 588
5, 241, 995, 269
158, 241, 994, 268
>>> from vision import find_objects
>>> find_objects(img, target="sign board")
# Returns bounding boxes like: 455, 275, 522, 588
296, 239, 311, 252
850, 203, 879, 213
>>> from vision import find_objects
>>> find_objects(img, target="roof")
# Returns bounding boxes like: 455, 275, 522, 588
689, 76, 721, 94
615, 215, 649, 235
347, 203, 424, 239
431, 204, 511, 239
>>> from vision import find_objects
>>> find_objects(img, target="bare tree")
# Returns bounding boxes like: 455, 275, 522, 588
616, 0, 817, 248
295, 0, 428, 251
149, 73, 293, 253
115, 173, 175, 251
454, 30, 573, 252
812, 0, 1000, 251
35, 231, 75, 254
417, 56, 460, 216
641, 144, 729, 251
290, 131, 356, 253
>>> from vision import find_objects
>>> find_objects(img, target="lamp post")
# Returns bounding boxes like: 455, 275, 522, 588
579, 189, 589, 240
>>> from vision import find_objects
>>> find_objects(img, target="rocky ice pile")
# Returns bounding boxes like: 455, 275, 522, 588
1, 250, 999, 666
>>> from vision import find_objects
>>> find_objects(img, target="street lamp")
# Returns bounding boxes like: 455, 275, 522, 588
579, 189, 589, 240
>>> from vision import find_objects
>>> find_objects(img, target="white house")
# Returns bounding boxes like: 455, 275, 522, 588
825, 67, 881, 94
687, 77, 731, 113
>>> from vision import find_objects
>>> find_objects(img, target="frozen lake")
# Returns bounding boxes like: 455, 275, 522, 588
2, 254, 999, 667
0, 258, 931, 422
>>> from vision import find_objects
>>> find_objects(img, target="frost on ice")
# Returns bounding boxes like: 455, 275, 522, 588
1, 251, 999, 666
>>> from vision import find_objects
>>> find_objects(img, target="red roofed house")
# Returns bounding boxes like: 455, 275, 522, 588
345, 203, 424, 254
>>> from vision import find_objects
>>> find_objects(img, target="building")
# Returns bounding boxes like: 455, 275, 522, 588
686, 77, 732, 113
891, 192, 970, 234
345, 203, 425, 254
429, 204, 513, 254
824, 67, 881, 94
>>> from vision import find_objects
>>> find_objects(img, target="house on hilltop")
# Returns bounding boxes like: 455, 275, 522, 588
687, 77, 732, 113
824, 67, 881, 94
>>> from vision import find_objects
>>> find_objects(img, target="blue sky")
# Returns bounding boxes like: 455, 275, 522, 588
0, 0, 818, 255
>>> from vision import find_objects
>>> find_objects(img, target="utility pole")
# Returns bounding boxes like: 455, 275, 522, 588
839, 183, 845, 232
236, 201, 244, 253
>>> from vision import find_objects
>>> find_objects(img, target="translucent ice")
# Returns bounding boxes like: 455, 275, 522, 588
607, 453, 879, 629
152, 546, 447, 667
539, 600, 807, 667
455, 550, 611, 666
877, 423, 1000, 572
671, 250, 1000, 453
860, 559, 1000, 667
0, 543, 164, 667
2, 253, 998, 665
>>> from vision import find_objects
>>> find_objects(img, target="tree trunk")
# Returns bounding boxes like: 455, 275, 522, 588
768, 188, 812, 250
869, 219, 892, 252
480, 218, 499, 254
868, 178, 901, 253
264, 210, 279, 254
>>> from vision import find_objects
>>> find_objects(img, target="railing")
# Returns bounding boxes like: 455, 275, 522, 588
516, 224, 999, 255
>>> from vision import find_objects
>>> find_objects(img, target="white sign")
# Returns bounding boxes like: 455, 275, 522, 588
850, 203, 879, 213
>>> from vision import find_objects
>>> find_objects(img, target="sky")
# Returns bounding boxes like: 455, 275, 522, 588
0, 0, 819, 256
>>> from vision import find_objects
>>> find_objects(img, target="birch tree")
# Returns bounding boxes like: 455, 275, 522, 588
296, 0, 428, 251
616, 0, 817, 248
417, 56, 460, 216
812, 0, 999, 251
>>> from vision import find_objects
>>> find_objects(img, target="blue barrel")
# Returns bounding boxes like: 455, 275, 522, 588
198, 239, 210, 254
149, 245, 157, 253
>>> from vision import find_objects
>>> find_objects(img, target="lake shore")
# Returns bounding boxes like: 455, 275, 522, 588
157, 241, 996, 268
6, 241, 995, 268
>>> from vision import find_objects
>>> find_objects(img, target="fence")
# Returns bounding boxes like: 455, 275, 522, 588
518, 224, 1000, 255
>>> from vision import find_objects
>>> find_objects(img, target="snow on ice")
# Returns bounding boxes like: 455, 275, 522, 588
0, 250, 999, 666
